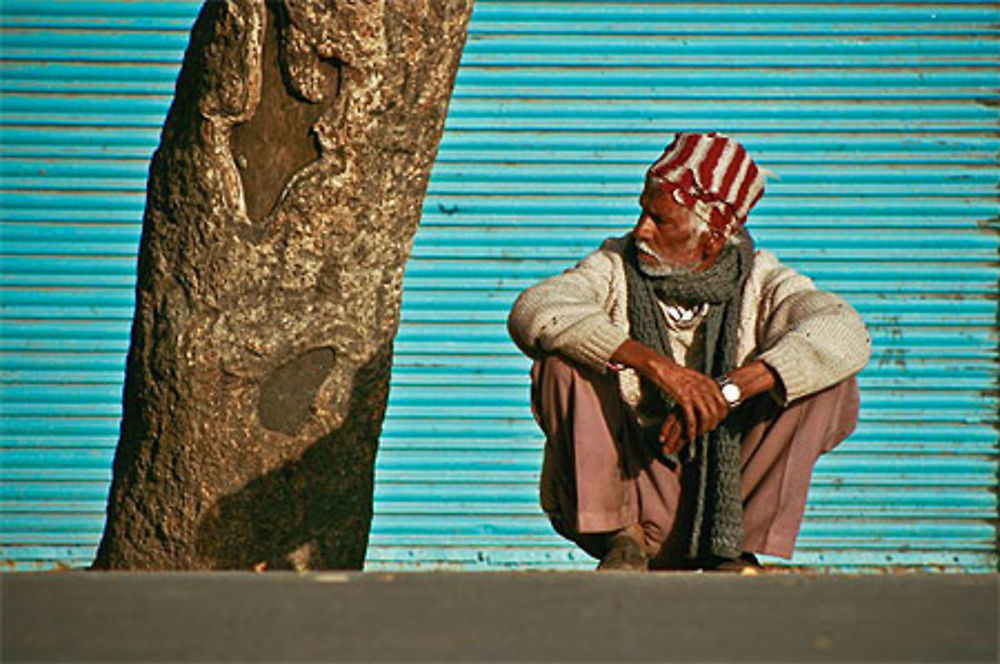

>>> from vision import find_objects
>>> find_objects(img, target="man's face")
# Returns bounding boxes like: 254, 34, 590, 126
632, 182, 721, 274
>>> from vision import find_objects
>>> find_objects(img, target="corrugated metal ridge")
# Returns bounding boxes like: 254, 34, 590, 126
3, 161, 999, 185
6, 67, 998, 96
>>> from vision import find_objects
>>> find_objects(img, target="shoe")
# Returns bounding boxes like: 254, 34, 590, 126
597, 533, 649, 571
704, 552, 763, 574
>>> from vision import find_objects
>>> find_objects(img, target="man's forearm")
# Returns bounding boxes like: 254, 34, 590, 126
724, 360, 781, 403
609, 338, 675, 376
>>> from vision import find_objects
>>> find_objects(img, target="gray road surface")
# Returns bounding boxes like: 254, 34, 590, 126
3, 571, 997, 662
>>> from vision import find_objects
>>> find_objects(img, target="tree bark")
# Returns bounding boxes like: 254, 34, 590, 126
93, 0, 472, 570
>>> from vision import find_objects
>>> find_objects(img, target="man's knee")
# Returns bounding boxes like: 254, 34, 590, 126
819, 375, 860, 451
788, 375, 860, 454
533, 353, 578, 385
532, 354, 617, 406
535, 353, 613, 385
531, 355, 577, 420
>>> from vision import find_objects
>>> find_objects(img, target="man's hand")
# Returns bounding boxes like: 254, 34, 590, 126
611, 340, 728, 447
658, 411, 687, 454
649, 361, 728, 450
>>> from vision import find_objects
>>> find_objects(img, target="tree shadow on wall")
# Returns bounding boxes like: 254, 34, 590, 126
195, 342, 393, 570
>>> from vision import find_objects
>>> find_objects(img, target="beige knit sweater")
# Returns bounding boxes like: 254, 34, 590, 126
508, 235, 871, 406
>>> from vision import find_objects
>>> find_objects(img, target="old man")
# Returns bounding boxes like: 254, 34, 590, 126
508, 132, 871, 571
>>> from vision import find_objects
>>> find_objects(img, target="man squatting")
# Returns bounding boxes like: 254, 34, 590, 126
508, 132, 872, 572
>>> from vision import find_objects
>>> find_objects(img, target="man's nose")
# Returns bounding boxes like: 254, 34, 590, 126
633, 214, 653, 239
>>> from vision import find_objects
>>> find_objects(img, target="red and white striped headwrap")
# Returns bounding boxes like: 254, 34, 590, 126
646, 132, 768, 237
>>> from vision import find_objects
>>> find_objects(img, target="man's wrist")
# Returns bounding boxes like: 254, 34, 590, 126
721, 360, 779, 403
610, 339, 651, 373
716, 375, 743, 409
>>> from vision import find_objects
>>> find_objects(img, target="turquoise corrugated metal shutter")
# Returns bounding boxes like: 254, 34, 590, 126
1, 1, 997, 572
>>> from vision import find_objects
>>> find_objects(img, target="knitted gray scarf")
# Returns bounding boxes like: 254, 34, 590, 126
623, 232, 755, 561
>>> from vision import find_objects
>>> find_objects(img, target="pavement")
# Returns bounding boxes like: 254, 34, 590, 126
2, 571, 997, 662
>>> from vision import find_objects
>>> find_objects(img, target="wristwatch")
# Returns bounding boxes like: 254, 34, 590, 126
717, 376, 742, 410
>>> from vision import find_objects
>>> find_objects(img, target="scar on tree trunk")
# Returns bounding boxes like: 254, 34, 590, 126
231, 0, 336, 224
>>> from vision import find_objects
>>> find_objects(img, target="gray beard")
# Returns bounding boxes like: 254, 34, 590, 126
635, 240, 698, 279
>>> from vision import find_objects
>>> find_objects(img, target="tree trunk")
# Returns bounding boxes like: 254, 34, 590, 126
93, 0, 472, 570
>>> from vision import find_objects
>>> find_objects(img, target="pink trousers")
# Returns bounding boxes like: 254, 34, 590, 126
531, 355, 859, 566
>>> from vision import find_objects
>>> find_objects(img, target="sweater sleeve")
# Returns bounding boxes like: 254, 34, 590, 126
753, 258, 872, 403
507, 246, 630, 372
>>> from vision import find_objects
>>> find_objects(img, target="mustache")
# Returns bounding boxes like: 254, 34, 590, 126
634, 239, 696, 278
635, 240, 659, 258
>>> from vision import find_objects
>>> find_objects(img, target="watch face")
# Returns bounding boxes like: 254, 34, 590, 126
722, 382, 741, 403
